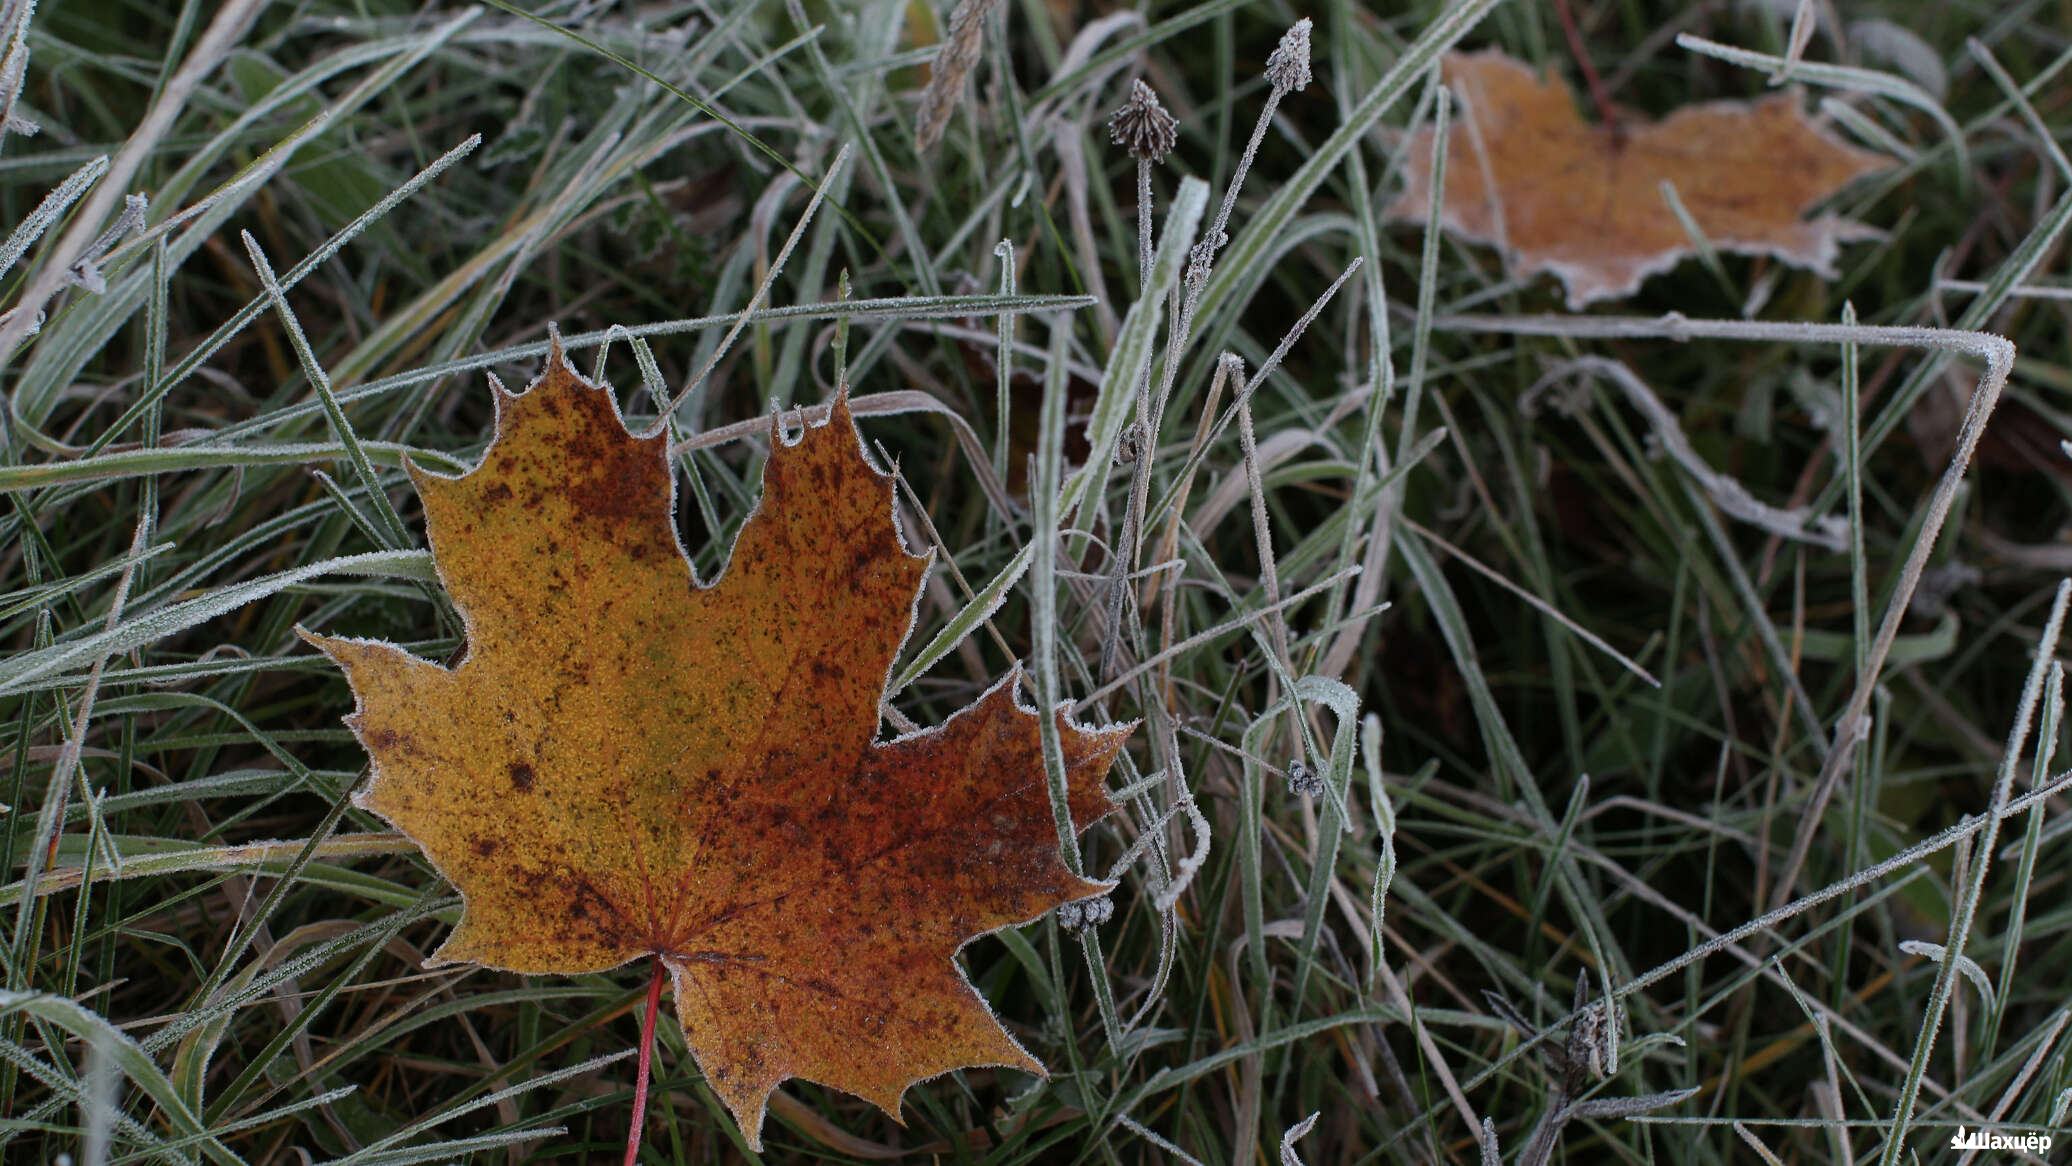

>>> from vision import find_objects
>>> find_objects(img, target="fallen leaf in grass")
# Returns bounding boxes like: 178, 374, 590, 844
300, 341, 1128, 1149
1388, 49, 1891, 308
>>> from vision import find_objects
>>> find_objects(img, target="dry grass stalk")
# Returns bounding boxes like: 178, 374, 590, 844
914, 0, 999, 152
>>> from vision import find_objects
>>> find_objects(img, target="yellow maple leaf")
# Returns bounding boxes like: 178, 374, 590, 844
1389, 49, 1892, 308
300, 341, 1128, 1149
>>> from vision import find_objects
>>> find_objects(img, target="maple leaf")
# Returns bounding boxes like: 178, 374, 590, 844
1388, 49, 1892, 308
299, 342, 1128, 1149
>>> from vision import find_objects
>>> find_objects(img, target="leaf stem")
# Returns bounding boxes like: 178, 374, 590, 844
623, 956, 666, 1166
1552, 0, 1623, 145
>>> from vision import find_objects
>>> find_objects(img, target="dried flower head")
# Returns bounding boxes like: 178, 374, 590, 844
1108, 79, 1178, 163
1267, 18, 1313, 96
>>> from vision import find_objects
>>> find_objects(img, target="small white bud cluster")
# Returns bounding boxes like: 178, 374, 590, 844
1056, 895, 1115, 932
1284, 758, 1324, 798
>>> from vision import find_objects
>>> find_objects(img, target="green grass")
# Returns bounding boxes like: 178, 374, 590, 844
6, 0, 2072, 1161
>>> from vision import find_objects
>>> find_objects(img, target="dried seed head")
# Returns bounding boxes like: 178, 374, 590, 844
1108, 79, 1178, 163
1285, 758, 1324, 799
1057, 895, 1115, 932
1568, 1001, 1614, 1081
914, 0, 995, 151
1114, 420, 1146, 465
1562, 975, 1621, 1083
1266, 18, 1313, 96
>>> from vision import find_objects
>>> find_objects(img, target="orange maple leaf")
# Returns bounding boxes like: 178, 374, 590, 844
299, 342, 1128, 1149
1388, 49, 1892, 308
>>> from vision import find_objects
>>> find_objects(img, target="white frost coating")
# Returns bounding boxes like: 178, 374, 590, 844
1849, 19, 1950, 101
1677, 31, 1967, 173
1438, 309, 2019, 946
1523, 355, 1849, 551
1897, 939, 1996, 1008
0, 155, 107, 286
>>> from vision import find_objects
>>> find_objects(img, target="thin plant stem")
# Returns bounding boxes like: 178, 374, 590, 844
1099, 156, 1165, 680
992, 240, 1015, 481
1137, 159, 1153, 293
623, 956, 666, 1166
1238, 400, 1297, 757
1878, 584, 2072, 1164
1552, 0, 1622, 142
